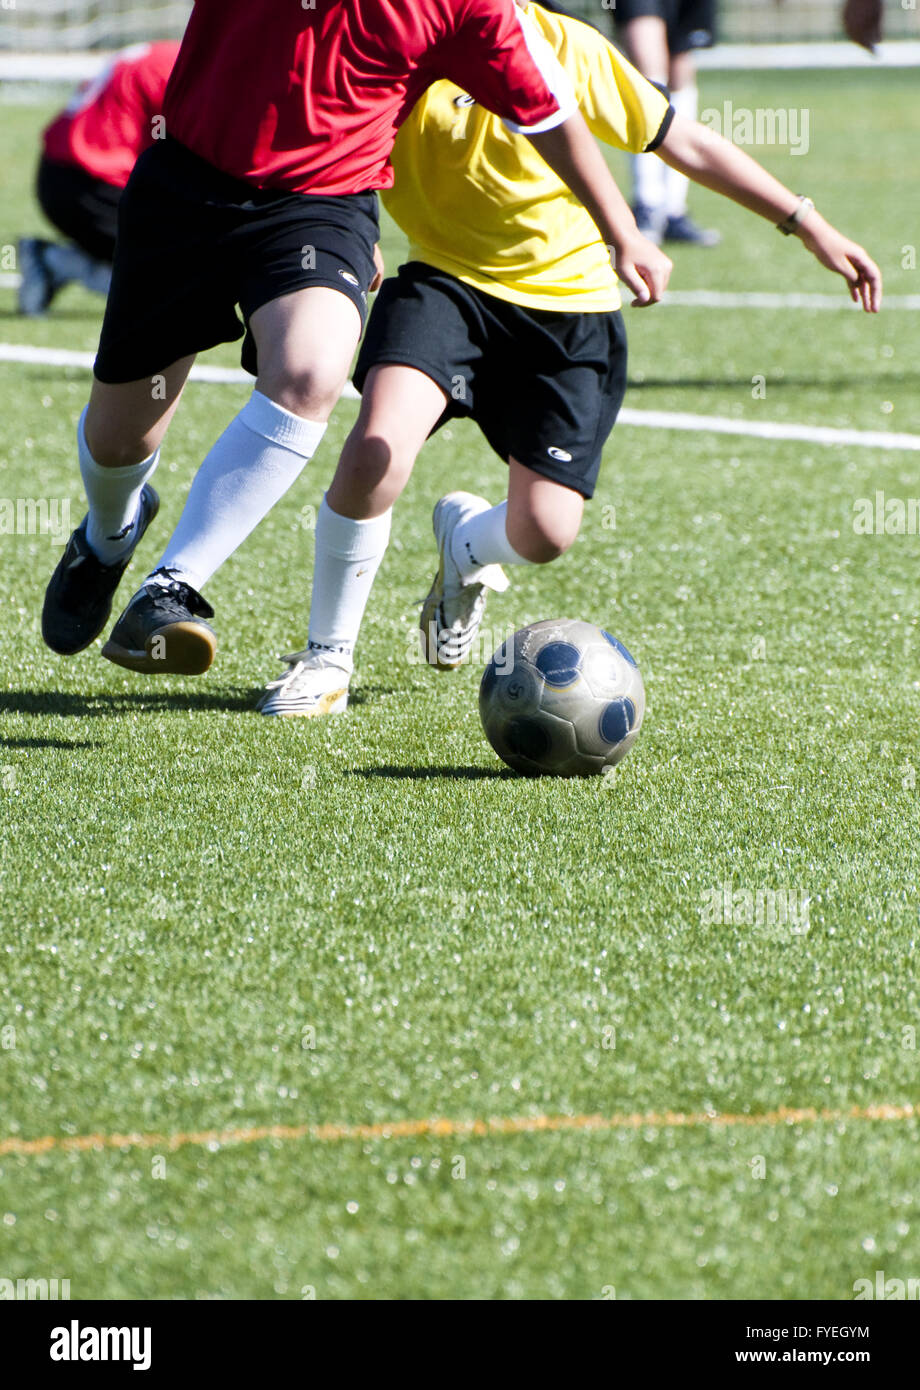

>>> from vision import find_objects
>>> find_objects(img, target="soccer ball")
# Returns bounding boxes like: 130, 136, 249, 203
479, 619, 645, 777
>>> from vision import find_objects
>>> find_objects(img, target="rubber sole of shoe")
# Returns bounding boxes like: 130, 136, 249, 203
421, 576, 488, 671
101, 620, 217, 675
419, 492, 505, 670
419, 499, 458, 670
261, 689, 349, 718
419, 586, 461, 671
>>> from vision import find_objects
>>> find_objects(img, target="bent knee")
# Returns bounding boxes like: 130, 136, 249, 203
342, 432, 403, 486
83, 423, 160, 469
512, 529, 576, 565
333, 428, 416, 510
256, 365, 346, 421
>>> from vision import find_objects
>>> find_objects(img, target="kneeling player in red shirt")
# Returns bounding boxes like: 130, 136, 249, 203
19, 41, 178, 316
42, 0, 670, 678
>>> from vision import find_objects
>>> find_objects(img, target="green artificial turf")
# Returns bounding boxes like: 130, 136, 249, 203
0, 68, 918, 1300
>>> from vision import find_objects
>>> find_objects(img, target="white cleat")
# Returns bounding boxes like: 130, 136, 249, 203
257, 647, 352, 718
419, 491, 509, 670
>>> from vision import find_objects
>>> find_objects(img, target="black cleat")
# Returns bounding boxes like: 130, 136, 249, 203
41, 484, 160, 656
663, 214, 721, 247
17, 237, 66, 316
102, 570, 217, 675
632, 202, 665, 245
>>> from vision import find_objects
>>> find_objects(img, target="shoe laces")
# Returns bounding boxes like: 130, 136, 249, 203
146, 569, 212, 617
263, 647, 349, 696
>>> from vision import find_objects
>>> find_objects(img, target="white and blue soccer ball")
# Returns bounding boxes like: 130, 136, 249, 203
479, 619, 645, 777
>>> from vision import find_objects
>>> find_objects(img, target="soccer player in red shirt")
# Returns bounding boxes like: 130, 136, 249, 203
19, 41, 178, 316
42, 0, 671, 677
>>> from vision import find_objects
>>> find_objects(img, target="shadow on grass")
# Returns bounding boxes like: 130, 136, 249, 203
0, 684, 401, 722
352, 764, 517, 781
347, 685, 398, 706
0, 735, 100, 750
0, 688, 257, 718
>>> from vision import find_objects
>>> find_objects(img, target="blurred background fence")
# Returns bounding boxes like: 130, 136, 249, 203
0, 0, 917, 50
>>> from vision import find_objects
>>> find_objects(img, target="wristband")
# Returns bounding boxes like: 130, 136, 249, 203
777, 196, 815, 236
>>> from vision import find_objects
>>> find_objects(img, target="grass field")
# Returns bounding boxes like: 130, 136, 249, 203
1, 67, 919, 1301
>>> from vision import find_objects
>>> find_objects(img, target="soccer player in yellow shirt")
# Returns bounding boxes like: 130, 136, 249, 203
258, 0, 881, 716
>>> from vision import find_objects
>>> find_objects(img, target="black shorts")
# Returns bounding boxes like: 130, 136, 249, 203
615, 0, 717, 54
354, 261, 627, 499
36, 157, 122, 262
94, 137, 379, 384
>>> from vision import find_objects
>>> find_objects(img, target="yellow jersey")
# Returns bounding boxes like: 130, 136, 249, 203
383, 2, 672, 314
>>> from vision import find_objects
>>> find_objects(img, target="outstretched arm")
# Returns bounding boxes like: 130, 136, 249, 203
528, 112, 672, 307
656, 114, 882, 312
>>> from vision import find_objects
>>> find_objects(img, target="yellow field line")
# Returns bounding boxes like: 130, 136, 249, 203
0, 1102, 916, 1159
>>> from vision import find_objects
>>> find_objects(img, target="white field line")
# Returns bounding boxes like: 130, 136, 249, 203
0, 340, 362, 397
695, 41, 920, 70
1, 339, 916, 450
1, 43, 918, 85
616, 408, 920, 452
663, 290, 920, 311
3, 274, 918, 313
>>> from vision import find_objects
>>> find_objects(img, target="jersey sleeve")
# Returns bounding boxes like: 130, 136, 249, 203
131, 42, 180, 126
436, 0, 577, 134
573, 26, 674, 153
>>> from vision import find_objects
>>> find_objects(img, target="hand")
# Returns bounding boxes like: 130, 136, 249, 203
797, 215, 882, 312
609, 232, 672, 307
842, 0, 883, 51
370, 244, 385, 293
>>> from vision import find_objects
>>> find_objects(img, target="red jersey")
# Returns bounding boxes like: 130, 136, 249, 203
42, 41, 179, 189
163, 0, 575, 195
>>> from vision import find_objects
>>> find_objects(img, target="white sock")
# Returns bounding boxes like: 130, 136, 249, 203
451, 501, 529, 581
78, 407, 159, 563
664, 85, 698, 219
45, 243, 111, 295
150, 390, 326, 592
632, 150, 668, 216
307, 496, 392, 659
